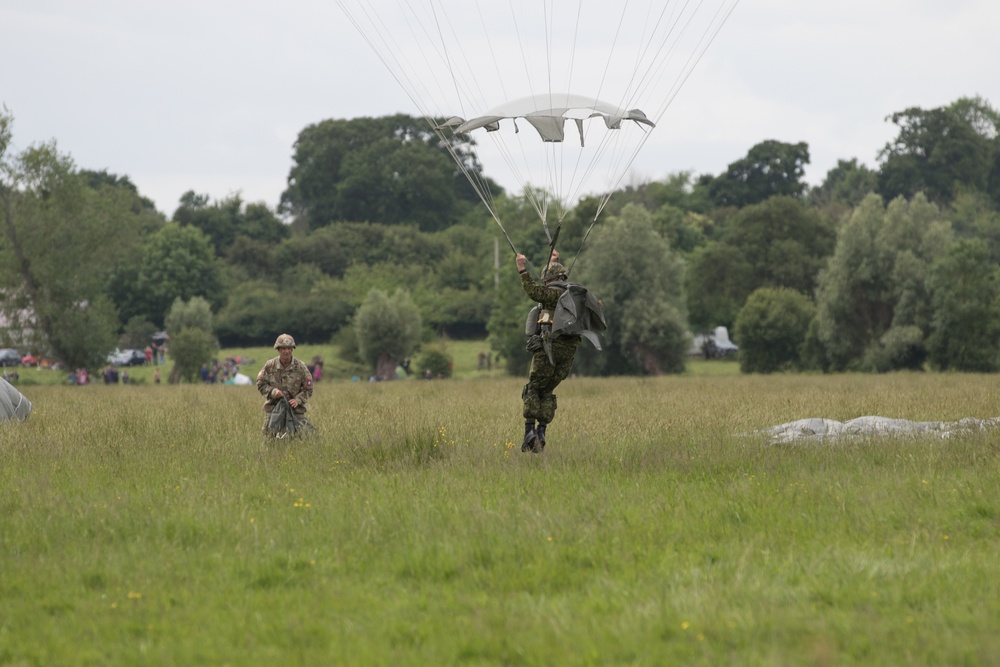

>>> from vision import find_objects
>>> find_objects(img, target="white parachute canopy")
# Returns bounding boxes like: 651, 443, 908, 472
0, 376, 31, 421
337, 0, 739, 236
439, 93, 655, 144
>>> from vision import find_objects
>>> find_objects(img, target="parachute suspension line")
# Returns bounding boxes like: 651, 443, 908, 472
424, 0, 502, 218
358, 0, 512, 251
594, 2, 631, 106
564, 0, 740, 273
509, 0, 536, 100
595, 0, 741, 201
476, 3, 511, 104
566, 208, 602, 278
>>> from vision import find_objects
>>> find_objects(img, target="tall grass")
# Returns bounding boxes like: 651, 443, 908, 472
2, 372, 999, 666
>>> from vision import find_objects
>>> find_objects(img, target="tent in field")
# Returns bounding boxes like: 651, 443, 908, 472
0, 376, 32, 421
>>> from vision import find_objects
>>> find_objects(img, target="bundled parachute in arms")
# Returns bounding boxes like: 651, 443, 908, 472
337, 0, 739, 260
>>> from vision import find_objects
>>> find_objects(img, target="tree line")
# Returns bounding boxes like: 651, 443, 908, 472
2, 96, 1000, 377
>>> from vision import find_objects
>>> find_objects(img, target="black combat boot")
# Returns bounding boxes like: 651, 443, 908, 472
535, 422, 547, 452
520, 419, 536, 452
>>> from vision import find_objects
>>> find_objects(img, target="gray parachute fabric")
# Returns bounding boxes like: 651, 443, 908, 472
0, 377, 32, 421
552, 284, 607, 349
266, 397, 301, 438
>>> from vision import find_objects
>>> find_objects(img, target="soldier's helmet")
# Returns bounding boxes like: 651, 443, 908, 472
542, 262, 567, 283
274, 333, 296, 349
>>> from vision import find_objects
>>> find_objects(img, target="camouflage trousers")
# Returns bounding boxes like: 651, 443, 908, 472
522, 337, 580, 424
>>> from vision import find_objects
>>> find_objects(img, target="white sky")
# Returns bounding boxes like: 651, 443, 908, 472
2, 0, 998, 217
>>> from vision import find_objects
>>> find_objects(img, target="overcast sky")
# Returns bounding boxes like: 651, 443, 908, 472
3, 1, 999, 217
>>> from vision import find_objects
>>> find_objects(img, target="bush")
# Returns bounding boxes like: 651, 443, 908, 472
416, 343, 453, 379
734, 287, 815, 373
169, 327, 218, 383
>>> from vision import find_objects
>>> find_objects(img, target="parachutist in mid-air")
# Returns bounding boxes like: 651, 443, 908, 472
515, 249, 606, 453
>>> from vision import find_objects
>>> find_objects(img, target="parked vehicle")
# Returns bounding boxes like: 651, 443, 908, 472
0, 349, 21, 367
107, 349, 147, 367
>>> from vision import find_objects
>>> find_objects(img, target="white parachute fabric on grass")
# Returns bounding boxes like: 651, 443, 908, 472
0, 377, 31, 421
337, 0, 740, 241
224, 373, 254, 386
757, 416, 1000, 445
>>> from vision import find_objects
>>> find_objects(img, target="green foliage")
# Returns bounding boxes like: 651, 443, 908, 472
813, 193, 952, 371
708, 140, 811, 207
598, 171, 715, 217
810, 157, 878, 210
272, 225, 348, 278
119, 315, 157, 350
168, 326, 218, 382
926, 239, 1000, 371
224, 236, 279, 281
734, 287, 815, 373
280, 115, 490, 230
126, 222, 224, 327
685, 241, 754, 332
214, 281, 284, 347
686, 197, 834, 332
415, 341, 453, 378
0, 110, 147, 369
327, 221, 450, 267
486, 260, 533, 377
860, 325, 927, 373
165, 296, 214, 335
949, 190, 1000, 262
213, 276, 354, 348
652, 205, 709, 253
878, 96, 1000, 207
173, 192, 289, 256
575, 204, 689, 375
355, 288, 422, 379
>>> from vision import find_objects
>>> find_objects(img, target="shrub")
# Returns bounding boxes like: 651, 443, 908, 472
416, 343, 453, 379
734, 287, 815, 373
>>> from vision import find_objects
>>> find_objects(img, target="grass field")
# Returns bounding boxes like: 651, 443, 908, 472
3, 359, 1000, 665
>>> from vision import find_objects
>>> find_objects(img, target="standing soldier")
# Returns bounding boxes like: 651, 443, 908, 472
515, 250, 605, 453
256, 333, 314, 437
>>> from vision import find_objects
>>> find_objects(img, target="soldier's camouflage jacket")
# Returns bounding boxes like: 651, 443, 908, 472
256, 356, 313, 414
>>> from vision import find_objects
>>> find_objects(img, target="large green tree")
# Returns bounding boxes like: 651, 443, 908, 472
734, 287, 815, 373
926, 239, 1000, 371
574, 204, 689, 375
0, 111, 149, 369
685, 242, 754, 332
164, 296, 218, 383
355, 288, 422, 380
877, 97, 1000, 207
811, 193, 952, 371
686, 196, 835, 331
708, 140, 810, 208
280, 114, 496, 231
116, 223, 225, 328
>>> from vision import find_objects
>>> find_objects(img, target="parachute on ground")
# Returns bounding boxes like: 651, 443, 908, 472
223, 372, 254, 386
0, 376, 31, 421
337, 0, 739, 265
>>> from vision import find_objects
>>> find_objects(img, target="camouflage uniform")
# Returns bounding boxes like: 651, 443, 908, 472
256, 334, 314, 436
519, 263, 581, 451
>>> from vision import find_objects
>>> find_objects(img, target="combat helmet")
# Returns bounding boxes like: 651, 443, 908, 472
274, 333, 296, 349
542, 262, 567, 283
